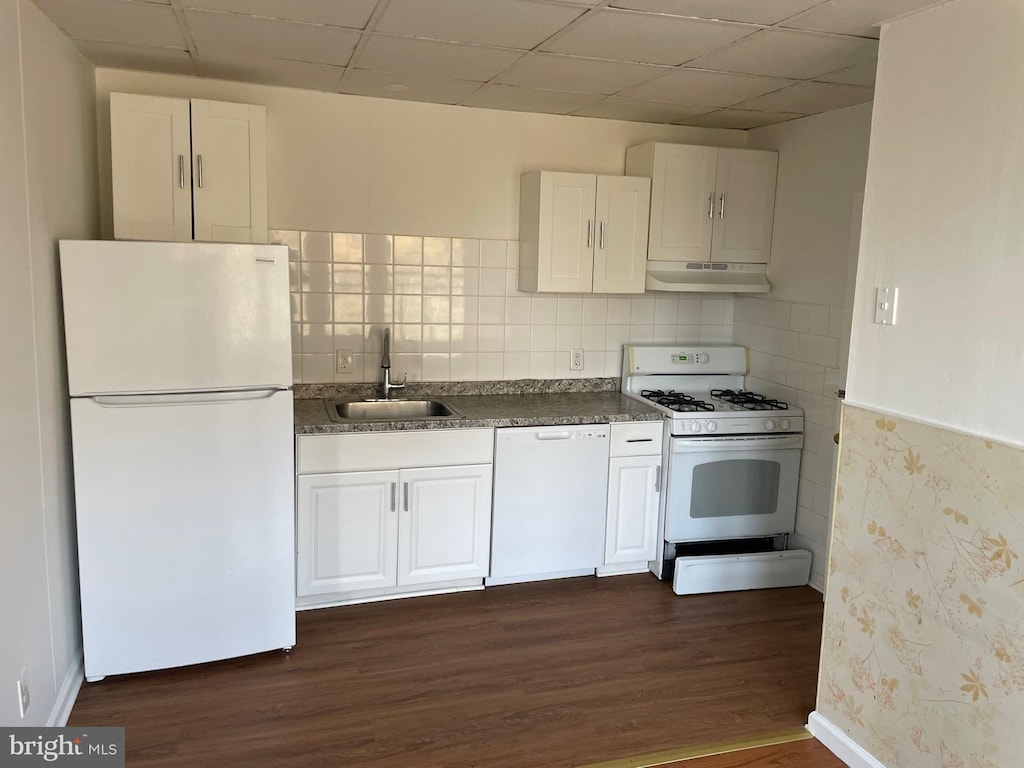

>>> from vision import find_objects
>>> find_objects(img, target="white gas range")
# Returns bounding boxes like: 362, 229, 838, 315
621, 344, 803, 436
621, 344, 812, 595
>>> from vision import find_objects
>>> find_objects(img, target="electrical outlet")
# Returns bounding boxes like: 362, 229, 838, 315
335, 349, 354, 374
569, 348, 584, 371
17, 669, 29, 718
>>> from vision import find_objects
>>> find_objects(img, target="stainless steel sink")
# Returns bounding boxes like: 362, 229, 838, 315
325, 397, 463, 422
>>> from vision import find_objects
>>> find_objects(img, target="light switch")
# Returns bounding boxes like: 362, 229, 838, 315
874, 287, 898, 325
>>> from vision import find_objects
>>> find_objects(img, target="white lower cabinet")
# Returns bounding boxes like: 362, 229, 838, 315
397, 465, 492, 586
295, 429, 493, 607
296, 470, 399, 595
599, 422, 663, 577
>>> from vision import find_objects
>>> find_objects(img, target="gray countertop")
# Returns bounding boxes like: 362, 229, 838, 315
294, 390, 661, 434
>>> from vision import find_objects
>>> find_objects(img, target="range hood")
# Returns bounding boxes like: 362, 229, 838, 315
645, 261, 769, 293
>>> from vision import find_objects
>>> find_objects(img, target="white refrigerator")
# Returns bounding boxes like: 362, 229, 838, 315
60, 240, 296, 682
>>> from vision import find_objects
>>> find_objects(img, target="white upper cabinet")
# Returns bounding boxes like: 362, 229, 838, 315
711, 149, 778, 264
110, 93, 193, 242
626, 143, 777, 265
110, 93, 268, 244
519, 171, 650, 294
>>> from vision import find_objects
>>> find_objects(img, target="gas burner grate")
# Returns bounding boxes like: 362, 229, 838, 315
711, 389, 789, 411
640, 389, 714, 412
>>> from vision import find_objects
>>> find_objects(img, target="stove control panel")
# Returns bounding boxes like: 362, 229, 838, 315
670, 351, 711, 365
674, 416, 804, 436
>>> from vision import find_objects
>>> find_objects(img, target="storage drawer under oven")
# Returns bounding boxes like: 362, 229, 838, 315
664, 433, 802, 543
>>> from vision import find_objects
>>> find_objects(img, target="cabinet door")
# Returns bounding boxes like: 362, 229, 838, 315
536, 172, 597, 292
397, 465, 492, 586
110, 93, 192, 242
647, 145, 717, 263
593, 175, 651, 294
296, 471, 399, 596
710, 149, 777, 264
605, 456, 661, 565
190, 99, 268, 244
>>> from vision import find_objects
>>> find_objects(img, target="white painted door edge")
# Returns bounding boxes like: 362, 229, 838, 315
806, 711, 887, 768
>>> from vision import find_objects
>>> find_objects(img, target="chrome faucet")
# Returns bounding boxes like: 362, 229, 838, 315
379, 327, 407, 400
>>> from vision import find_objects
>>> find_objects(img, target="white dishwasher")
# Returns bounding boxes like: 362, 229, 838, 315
486, 424, 610, 586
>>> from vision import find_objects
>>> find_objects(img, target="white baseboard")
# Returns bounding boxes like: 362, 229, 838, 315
807, 711, 886, 768
47, 654, 84, 726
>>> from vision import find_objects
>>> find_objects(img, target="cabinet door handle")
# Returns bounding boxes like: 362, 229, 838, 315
719, 193, 725, 219
707, 193, 714, 220
599, 221, 605, 249
178, 154, 185, 189
403, 482, 409, 512
655, 466, 662, 493
197, 154, 204, 189
586, 219, 593, 248
390, 482, 397, 512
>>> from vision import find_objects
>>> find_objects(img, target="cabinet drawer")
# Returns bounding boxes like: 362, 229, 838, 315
610, 421, 663, 457
296, 429, 494, 474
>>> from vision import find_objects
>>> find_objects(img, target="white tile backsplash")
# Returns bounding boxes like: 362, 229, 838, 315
276, 229, 736, 384
735, 295, 846, 590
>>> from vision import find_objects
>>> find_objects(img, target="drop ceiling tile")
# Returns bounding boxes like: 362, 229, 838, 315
685, 109, 803, 129
32, 0, 185, 47
620, 68, 794, 107
461, 85, 601, 115
339, 70, 482, 105
184, 10, 360, 66
179, 0, 378, 30
734, 81, 872, 113
196, 53, 345, 91
782, 0, 947, 38
816, 59, 876, 86
77, 40, 196, 76
541, 9, 756, 66
356, 35, 525, 82
572, 97, 711, 124
376, 0, 585, 49
688, 28, 877, 79
608, 0, 826, 25
495, 54, 670, 95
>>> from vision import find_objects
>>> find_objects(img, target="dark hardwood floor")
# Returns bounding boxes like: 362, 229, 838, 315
70, 575, 825, 767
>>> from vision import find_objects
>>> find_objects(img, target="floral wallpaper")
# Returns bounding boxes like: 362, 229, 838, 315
819, 404, 1024, 767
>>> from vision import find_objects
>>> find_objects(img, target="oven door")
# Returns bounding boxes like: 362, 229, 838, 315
665, 433, 802, 542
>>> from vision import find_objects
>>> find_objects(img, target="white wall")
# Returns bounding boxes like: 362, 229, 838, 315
732, 105, 873, 589
93, 69, 747, 241
0, 0, 98, 726
749, 104, 872, 310
846, 0, 1024, 447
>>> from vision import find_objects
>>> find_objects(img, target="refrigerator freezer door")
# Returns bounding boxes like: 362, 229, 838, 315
60, 240, 291, 395
71, 389, 295, 680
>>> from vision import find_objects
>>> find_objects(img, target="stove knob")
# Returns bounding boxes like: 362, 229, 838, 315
698, 353, 710, 364
764, 419, 776, 431
689, 421, 702, 433
706, 421, 717, 433
780, 419, 791, 431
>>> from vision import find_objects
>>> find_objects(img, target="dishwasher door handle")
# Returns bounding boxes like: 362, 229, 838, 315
535, 431, 573, 441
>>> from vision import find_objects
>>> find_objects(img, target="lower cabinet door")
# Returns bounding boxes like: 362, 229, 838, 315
397, 464, 493, 586
296, 470, 399, 596
605, 456, 661, 565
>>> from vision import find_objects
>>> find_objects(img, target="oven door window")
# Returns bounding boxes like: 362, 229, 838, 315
665, 437, 801, 542
691, 459, 780, 518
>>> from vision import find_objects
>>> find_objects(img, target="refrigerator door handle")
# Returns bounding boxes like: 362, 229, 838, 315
88, 389, 288, 407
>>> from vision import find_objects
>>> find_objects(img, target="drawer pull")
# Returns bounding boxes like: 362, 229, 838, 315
626, 438, 653, 443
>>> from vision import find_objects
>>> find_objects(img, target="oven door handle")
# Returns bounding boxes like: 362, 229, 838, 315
670, 434, 803, 453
